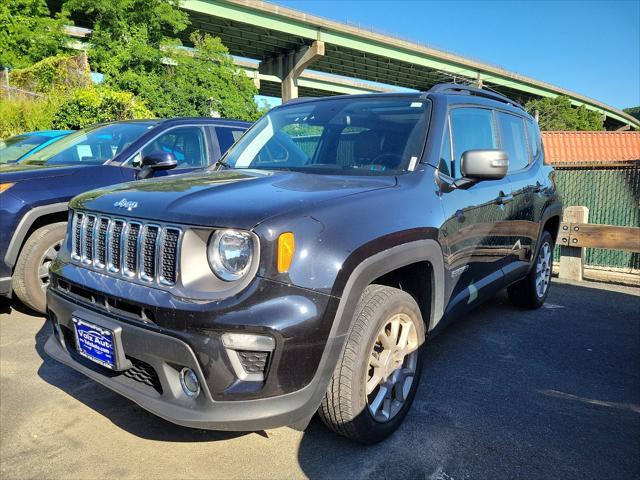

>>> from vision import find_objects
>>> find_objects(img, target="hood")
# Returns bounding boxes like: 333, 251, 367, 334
70, 169, 396, 229
0, 163, 80, 182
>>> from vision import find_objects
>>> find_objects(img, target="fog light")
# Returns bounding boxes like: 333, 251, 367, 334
179, 368, 200, 397
221, 332, 275, 351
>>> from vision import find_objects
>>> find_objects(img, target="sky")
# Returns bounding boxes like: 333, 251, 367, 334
269, 0, 639, 110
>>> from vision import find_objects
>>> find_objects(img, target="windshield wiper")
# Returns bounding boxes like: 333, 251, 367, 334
215, 158, 231, 170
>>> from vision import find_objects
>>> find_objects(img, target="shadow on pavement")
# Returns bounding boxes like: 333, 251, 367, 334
296, 282, 640, 479
22, 281, 640, 478
0, 296, 39, 317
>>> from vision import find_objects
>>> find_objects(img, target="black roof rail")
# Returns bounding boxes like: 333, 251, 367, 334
428, 83, 525, 111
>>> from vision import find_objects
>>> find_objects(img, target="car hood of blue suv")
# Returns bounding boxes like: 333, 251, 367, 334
0, 163, 81, 182
70, 169, 396, 230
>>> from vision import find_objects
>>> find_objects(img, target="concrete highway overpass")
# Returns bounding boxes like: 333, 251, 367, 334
175, 0, 638, 130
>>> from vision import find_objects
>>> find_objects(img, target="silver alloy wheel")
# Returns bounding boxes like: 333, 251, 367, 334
39, 240, 62, 292
535, 241, 552, 298
366, 313, 419, 423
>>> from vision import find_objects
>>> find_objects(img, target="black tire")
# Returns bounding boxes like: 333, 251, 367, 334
319, 284, 425, 444
507, 230, 554, 309
12, 222, 66, 314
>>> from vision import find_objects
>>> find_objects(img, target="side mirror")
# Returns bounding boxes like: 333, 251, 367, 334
137, 151, 177, 180
460, 149, 509, 181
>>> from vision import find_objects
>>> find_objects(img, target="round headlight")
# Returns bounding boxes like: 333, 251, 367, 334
208, 230, 253, 281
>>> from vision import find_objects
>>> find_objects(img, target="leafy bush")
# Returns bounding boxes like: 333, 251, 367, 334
10, 54, 92, 95
0, 96, 61, 138
51, 87, 153, 129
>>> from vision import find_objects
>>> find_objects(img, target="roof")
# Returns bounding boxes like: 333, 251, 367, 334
541, 131, 640, 165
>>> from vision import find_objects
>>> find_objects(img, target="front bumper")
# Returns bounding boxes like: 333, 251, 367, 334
44, 270, 342, 431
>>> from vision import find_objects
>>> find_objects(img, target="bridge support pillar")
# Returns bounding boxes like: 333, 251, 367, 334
259, 41, 325, 102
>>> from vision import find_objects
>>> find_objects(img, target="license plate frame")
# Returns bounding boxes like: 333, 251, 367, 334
72, 317, 118, 369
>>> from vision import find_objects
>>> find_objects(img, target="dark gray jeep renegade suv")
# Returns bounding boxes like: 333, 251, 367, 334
45, 84, 561, 443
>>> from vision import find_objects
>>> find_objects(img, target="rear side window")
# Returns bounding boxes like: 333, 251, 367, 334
450, 107, 497, 178
215, 127, 247, 154
497, 112, 529, 172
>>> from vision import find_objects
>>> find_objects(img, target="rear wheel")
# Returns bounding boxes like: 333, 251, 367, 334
507, 230, 554, 309
12, 222, 66, 314
319, 285, 425, 444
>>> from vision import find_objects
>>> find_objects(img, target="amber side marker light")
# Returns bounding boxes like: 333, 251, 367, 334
277, 232, 295, 273
0, 183, 15, 194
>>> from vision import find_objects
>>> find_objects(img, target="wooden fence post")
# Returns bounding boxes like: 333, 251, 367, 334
558, 206, 589, 281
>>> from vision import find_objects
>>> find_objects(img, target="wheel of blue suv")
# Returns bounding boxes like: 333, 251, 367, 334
319, 284, 425, 444
12, 222, 66, 314
507, 230, 555, 309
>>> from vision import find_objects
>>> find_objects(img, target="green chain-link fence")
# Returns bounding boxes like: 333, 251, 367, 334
553, 162, 640, 272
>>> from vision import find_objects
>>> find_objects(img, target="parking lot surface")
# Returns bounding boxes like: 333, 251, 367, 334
1, 279, 639, 480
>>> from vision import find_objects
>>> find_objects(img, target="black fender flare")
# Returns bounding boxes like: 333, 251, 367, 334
289, 239, 445, 429
333, 239, 445, 335
4, 202, 68, 268
537, 201, 563, 248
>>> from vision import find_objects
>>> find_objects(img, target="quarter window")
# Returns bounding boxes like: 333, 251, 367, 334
526, 119, 540, 159
215, 127, 247, 154
439, 122, 452, 176
497, 112, 529, 172
450, 107, 497, 178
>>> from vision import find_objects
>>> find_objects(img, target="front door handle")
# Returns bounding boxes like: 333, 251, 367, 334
496, 192, 513, 205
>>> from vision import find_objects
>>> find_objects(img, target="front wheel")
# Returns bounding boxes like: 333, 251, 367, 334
319, 285, 425, 444
12, 222, 66, 314
507, 230, 554, 309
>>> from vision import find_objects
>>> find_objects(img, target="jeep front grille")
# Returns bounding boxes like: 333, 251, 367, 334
71, 212, 182, 286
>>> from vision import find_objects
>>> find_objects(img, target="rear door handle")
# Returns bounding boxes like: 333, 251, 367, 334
496, 192, 513, 205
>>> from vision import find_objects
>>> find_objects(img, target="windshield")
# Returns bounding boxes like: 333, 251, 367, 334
218, 96, 431, 175
21, 122, 156, 166
0, 134, 57, 163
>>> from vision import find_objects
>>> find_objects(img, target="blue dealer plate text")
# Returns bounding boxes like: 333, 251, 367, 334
73, 318, 116, 369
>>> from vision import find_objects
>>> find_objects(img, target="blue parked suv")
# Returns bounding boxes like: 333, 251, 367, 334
0, 117, 250, 312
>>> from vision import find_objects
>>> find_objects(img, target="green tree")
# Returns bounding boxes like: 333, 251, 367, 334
115, 33, 262, 120
62, 0, 261, 121
0, 0, 69, 69
62, 0, 188, 78
525, 96, 604, 131
623, 106, 640, 121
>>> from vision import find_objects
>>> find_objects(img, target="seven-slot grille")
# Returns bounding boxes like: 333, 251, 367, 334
71, 212, 181, 286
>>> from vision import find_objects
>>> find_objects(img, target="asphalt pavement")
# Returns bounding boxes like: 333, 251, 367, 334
1, 279, 639, 480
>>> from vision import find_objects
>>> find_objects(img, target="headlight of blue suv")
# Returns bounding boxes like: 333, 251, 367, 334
207, 229, 254, 281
